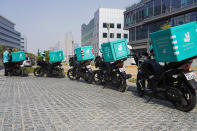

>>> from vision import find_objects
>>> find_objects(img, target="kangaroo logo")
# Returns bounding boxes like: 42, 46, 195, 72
163, 49, 166, 54
20, 54, 23, 58
87, 49, 89, 54
118, 45, 122, 51
184, 32, 190, 42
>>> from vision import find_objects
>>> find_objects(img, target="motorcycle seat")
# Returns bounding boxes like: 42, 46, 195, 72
141, 59, 163, 78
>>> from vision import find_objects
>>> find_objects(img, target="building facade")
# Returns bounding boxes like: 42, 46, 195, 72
81, 19, 94, 46
124, 0, 197, 52
20, 34, 27, 52
81, 8, 129, 56
64, 32, 74, 59
0, 15, 21, 49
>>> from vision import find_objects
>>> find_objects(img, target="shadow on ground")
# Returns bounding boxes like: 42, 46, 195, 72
127, 85, 175, 110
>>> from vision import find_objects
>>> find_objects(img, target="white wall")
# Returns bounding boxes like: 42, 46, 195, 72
93, 8, 129, 55
64, 32, 74, 58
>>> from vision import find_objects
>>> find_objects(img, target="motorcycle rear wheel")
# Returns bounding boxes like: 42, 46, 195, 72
118, 77, 127, 92
173, 80, 196, 112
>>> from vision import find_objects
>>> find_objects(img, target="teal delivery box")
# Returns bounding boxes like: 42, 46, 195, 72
75, 46, 95, 61
101, 39, 130, 62
11, 51, 25, 62
150, 22, 197, 62
49, 50, 64, 62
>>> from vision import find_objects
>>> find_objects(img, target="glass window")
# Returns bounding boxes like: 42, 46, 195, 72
190, 11, 197, 21
177, 15, 185, 25
171, 0, 181, 11
136, 24, 148, 40
145, 1, 153, 19
162, 0, 170, 14
136, 7, 144, 23
117, 24, 121, 29
117, 33, 121, 39
125, 13, 131, 26
110, 33, 114, 38
124, 34, 128, 39
103, 23, 107, 28
129, 28, 135, 42
154, 0, 161, 16
149, 20, 166, 33
103, 33, 107, 38
110, 23, 114, 28
181, 0, 193, 7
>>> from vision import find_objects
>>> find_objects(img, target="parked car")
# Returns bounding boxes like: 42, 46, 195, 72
23, 57, 32, 67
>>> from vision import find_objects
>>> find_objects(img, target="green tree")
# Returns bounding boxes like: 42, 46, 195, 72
37, 49, 40, 56
0, 44, 6, 59
44, 50, 50, 61
26, 53, 36, 60
12, 48, 20, 52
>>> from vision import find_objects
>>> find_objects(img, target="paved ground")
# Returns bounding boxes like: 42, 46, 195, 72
0, 75, 197, 131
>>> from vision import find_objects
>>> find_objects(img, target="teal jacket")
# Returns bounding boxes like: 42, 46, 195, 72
149, 45, 153, 51
3, 50, 11, 63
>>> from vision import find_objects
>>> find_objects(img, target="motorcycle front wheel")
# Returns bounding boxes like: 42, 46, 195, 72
94, 71, 103, 85
34, 67, 44, 77
84, 72, 94, 84
67, 68, 77, 80
173, 80, 196, 112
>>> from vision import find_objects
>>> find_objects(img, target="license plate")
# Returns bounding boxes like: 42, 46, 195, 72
119, 68, 126, 72
184, 72, 197, 81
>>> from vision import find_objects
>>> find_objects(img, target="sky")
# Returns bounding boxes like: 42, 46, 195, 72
0, 0, 140, 53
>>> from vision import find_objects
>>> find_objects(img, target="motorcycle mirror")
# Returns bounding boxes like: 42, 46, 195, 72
99, 49, 103, 53
127, 45, 132, 50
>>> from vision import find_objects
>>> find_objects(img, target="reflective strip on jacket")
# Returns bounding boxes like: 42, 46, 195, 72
3, 50, 11, 63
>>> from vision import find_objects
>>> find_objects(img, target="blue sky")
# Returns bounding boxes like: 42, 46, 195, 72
0, 0, 140, 53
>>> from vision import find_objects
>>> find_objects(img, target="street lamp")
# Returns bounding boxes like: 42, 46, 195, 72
107, 23, 110, 42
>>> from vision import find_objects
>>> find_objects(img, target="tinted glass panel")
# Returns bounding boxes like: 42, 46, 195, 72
117, 24, 121, 29
110, 23, 114, 28
103, 33, 107, 38
145, 1, 153, 18
154, 0, 161, 16
124, 34, 128, 39
110, 33, 114, 38
117, 33, 121, 38
103, 23, 107, 28
129, 28, 135, 42
171, 0, 181, 11
162, 0, 170, 14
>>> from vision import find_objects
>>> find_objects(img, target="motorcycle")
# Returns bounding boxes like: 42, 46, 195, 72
67, 57, 94, 84
133, 51, 197, 112
94, 56, 132, 92
34, 60, 65, 78
9, 61, 27, 76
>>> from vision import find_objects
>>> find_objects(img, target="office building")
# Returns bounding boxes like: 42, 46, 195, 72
124, 0, 197, 52
81, 8, 129, 56
64, 32, 74, 59
0, 15, 21, 48
20, 34, 27, 52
